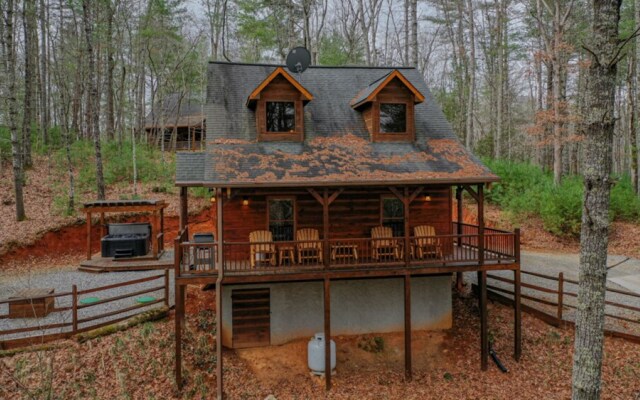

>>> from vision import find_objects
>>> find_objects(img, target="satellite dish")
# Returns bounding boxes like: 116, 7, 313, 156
286, 47, 311, 74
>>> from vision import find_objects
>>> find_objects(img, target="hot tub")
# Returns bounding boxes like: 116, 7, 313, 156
101, 223, 151, 258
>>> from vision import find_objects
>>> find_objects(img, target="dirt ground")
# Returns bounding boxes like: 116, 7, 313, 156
2, 293, 639, 400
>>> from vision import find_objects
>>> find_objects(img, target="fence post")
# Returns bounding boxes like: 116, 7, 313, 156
557, 272, 564, 326
72, 285, 78, 333
164, 269, 170, 307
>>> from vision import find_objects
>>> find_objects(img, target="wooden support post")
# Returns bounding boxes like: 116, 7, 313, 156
152, 211, 158, 258
322, 189, 330, 270
404, 274, 412, 381
216, 188, 224, 400
514, 269, 522, 361
164, 269, 170, 307
72, 285, 78, 333
557, 272, 564, 325
86, 212, 92, 260
477, 184, 485, 266
324, 278, 331, 390
179, 187, 188, 231
479, 270, 488, 371
456, 186, 464, 291
100, 212, 105, 239
160, 207, 165, 239
403, 187, 410, 268
514, 228, 522, 361
175, 284, 183, 389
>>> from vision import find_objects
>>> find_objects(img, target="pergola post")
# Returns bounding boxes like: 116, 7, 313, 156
86, 212, 92, 260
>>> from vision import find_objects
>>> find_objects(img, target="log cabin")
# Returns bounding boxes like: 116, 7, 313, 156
144, 93, 205, 151
173, 61, 522, 395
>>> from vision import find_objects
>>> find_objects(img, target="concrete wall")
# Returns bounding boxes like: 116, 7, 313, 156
221, 275, 452, 347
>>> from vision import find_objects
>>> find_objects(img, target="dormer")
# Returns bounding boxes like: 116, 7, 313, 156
247, 67, 313, 142
350, 70, 425, 142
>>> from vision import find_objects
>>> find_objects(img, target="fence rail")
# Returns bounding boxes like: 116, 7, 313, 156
0, 270, 170, 350
482, 270, 640, 343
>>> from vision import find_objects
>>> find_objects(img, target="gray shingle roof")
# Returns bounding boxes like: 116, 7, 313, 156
175, 62, 497, 187
145, 93, 205, 129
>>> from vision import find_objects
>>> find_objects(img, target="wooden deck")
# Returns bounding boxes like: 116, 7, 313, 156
79, 250, 174, 273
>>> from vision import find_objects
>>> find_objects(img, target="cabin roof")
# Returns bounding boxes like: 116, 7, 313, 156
175, 62, 497, 187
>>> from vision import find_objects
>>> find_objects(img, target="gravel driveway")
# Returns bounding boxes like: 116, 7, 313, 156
0, 267, 175, 342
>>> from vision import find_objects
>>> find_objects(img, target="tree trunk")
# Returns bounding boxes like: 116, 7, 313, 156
106, 0, 115, 139
5, 0, 26, 221
82, 0, 105, 200
572, 1, 621, 399
22, 0, 36, 168
39, 0, 49, 145
410, 0, 417, 67
465, 0, 476, 150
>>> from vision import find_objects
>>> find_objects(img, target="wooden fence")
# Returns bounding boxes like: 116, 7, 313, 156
479, 270, 640, 344
0, 270, 170, 350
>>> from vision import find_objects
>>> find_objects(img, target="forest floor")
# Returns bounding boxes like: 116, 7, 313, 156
1, 287, 639, 400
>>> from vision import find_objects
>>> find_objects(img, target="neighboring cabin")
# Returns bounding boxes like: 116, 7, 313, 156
173, 62, 522, 393
144, 93, 205, 151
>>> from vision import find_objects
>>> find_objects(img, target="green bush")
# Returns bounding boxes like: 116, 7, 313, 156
51, 139, 175, 213
484, 159, 640, 237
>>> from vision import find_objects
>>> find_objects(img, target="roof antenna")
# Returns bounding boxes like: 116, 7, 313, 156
286, 47, 311, 83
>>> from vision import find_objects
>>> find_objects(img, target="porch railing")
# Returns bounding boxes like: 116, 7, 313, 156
175, 226, 519, 277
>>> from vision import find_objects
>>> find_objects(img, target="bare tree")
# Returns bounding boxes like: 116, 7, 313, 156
82, 0, 106, 200
4, 0, 26, 221
572, 0, 626, 398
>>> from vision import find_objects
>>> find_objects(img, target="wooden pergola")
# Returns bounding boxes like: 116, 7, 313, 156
82, 199, 168, 260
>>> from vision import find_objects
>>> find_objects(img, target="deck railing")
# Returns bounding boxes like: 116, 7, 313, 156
176, 225, 519, 277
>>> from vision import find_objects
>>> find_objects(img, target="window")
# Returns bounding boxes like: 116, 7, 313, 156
381, 197, 404, 237
268, 198, 295, 241
266, 101, 296, 133
379, 103, 407, 133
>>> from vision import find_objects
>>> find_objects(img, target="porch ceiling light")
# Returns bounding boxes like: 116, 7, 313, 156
242, 196, 249, 206
424, 194, 432, 202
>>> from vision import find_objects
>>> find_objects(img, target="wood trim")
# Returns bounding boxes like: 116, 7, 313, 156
350, 70, 425, 108
247, 67, 313, 106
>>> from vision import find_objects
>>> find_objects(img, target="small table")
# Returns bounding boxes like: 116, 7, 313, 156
278, 244, 296, 266
8, 288, 55, 319
331, 244, 359, 263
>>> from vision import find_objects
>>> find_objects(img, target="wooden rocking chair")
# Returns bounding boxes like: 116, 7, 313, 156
296, 228, 323, 264
249, 230, 277, 268
414, 225, 443, 259
371, 226, 402, 261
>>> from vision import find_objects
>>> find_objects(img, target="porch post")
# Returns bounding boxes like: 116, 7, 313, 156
323, 278, 331, 390
455, 186, 464, 291
322, 189, 330, 269
403, 187, 410, 268
216, 188, 224, 399
175, 283, 184, 388
478, 270, 488, 370
179, 187, 188, 231
404, 274, 412, 380
514, 228, 522, 361
100, 212, 105, 239
477, 184, 485, 266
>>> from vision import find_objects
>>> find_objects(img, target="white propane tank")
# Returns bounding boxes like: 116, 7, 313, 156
307, 333, 336, 375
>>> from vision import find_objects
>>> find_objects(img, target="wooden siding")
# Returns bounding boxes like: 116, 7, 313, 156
212, 187, 452, 243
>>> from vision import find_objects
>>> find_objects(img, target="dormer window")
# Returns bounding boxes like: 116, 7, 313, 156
350, 70, 424, 143
380, 103, 407, 133
247, 67, 313, 142
266, 101, 296, 132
